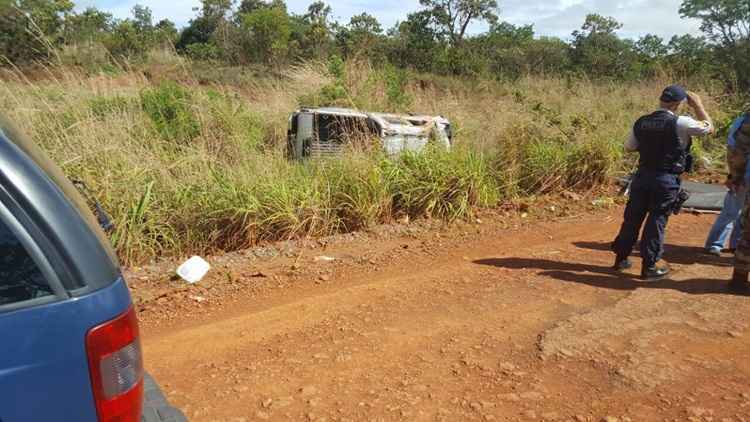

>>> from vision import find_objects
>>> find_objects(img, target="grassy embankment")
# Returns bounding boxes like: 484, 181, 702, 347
0, 53, 739, 264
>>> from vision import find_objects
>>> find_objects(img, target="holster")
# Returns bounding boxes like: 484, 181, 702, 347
672, 188, 691, 215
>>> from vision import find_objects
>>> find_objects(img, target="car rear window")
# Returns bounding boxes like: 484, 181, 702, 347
0, 115, 119, 268
0, 214, 52, 307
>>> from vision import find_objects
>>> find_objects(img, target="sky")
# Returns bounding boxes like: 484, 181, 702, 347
74, 0, 703, 41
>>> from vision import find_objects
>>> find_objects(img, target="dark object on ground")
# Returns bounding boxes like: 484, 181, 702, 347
681, 181, 727, 211
618, 176, 728, 212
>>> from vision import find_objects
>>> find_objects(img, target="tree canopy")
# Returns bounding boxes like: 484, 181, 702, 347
1, 0, 748, 89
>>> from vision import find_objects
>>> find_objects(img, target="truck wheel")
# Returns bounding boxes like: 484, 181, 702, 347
142, 373, 188, 422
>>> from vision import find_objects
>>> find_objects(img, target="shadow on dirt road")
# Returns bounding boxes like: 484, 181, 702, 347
573, 241, 733, 267
474, 257, 749, 296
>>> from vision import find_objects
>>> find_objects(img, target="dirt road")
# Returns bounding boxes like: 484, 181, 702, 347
138, 208, 750, 422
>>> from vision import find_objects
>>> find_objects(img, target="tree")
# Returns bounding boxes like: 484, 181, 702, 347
131, 4, 153, 33
304, 1, 331, 25
419, 0, 499, 46
679, 0, 749, 45
473, 23, 571, 78
488, 22, 534, 46
336, 13, 384, 59
299, 1, 333, 59
104, 5, 157, 58
635, 34, 668, 59
680, 0, 750, 87
349, 13, 382, 35
240, 6, 291, 64
524, 37, 571, 75
634, 34, 668, 77
236, 0, 286, 17
63, 7, 112, 44
476, 22, 530, 77
387, 10, 441, 72
573, 13, 622, 37
570, 14, 639, 79
666, 34, 717, 79
0, 0, 75, 63
154, 19, 179, 46
199, 0, 233, 22
177, 0, 235, 59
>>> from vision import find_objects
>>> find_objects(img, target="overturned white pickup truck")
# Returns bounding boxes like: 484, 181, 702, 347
287, 107, 452, 159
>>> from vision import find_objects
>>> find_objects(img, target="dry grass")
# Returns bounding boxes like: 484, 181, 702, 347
0, 53, 737, 263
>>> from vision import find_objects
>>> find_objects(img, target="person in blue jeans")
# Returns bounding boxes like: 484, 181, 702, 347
705, 113, 750, 256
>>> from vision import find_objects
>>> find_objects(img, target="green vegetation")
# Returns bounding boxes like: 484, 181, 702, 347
1, 0, 748, 87
1, 59, 739, 264
1, 0, 748, 264
140, 81, 201, 143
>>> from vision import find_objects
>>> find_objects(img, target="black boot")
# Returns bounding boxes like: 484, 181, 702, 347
613, 256, 633, 272
730, 269, 749, 291
641, 265, 670, 281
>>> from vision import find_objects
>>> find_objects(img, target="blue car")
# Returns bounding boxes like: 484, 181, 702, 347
0, 115, 186, 422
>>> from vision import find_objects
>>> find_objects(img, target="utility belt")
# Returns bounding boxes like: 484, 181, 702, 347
638, 153, 694, 176
630, 169, 690, 215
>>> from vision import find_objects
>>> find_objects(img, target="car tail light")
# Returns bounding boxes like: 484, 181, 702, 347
86, 306, 144, 422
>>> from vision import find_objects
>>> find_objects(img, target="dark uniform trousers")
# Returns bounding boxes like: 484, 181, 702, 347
612, 169, 680, 268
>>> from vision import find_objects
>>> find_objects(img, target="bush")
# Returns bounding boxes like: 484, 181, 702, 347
140, 81, 200, 143
387, 148, 499, 221
298, 56, 350, 107
518, 137, 616, 194
382, 64, 413, 111
519, 139, 569, 193
184, 43, 222, 62
203, 90, 266, 154
326, 154, 392, 230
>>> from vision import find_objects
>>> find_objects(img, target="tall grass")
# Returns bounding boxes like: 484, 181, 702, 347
0, 55, 737, 264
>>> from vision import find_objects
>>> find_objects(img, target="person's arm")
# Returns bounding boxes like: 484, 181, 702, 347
686, 91, 714, 135
624, 129, 638, 152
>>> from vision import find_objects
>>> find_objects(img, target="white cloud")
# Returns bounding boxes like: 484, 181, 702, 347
502, 0, 701, 40
75, 0, 702, 40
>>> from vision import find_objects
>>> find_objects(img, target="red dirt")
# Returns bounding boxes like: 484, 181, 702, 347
134, 205, 750, 422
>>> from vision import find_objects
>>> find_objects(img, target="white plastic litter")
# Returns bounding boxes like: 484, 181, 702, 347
314, 256, 336, 263
176, 256, 210, 284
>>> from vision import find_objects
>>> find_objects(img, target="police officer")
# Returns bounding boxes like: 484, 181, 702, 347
612, 85, 714, 280
726, 111, 750, 289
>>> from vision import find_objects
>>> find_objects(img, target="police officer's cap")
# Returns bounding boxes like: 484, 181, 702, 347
660, 85, 688, 103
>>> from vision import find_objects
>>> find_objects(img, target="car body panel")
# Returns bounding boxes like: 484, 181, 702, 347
287, 107, 452, 159
0, 118, 119, 294
0, 278, 131, 422
0, 115, 185, 422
